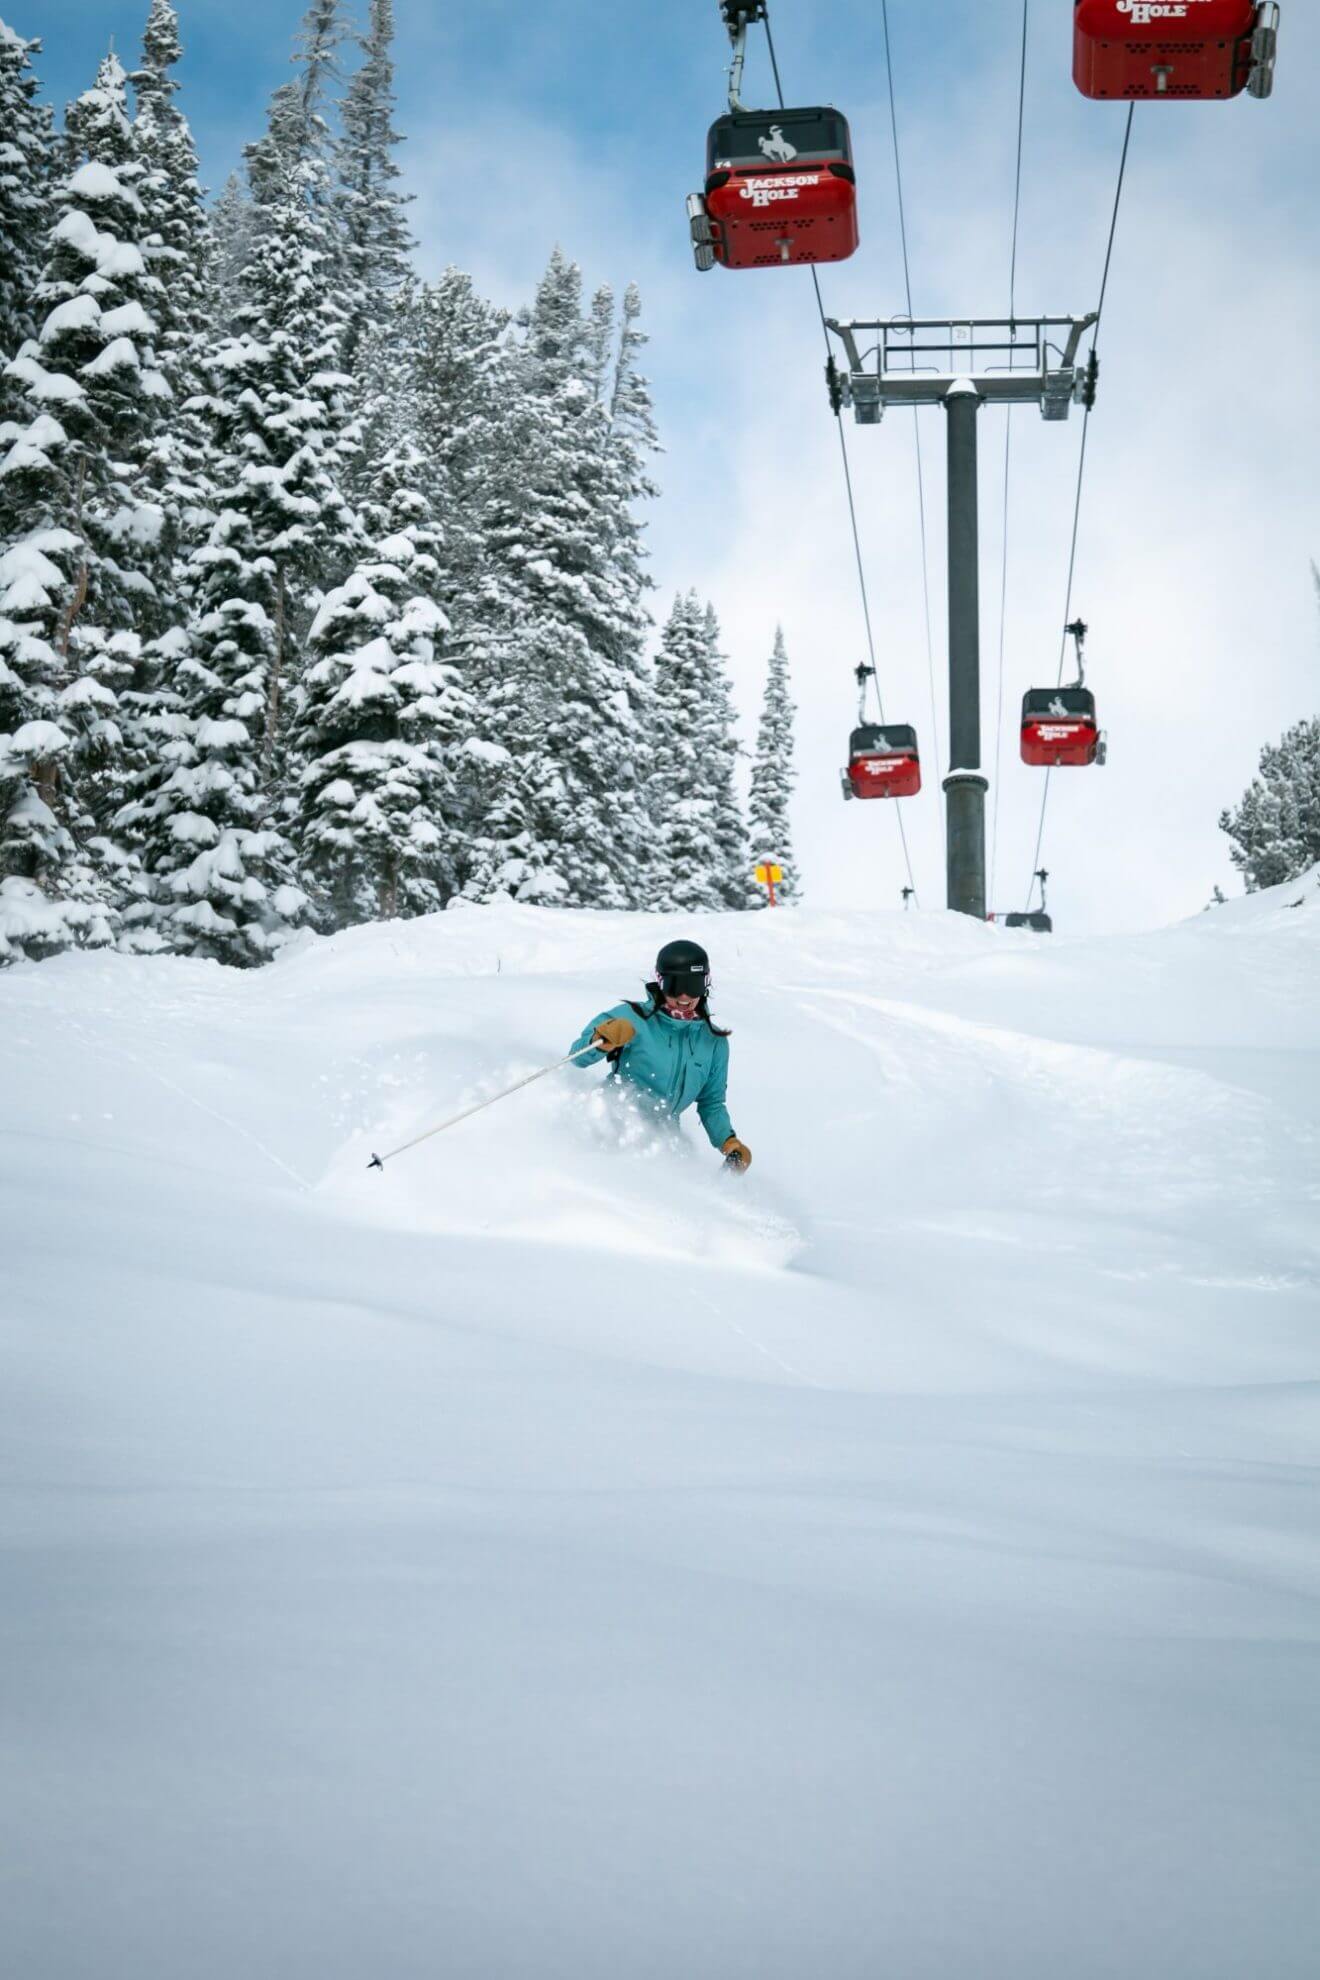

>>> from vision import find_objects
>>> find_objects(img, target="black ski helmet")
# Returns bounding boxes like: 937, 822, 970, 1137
654, 938, 710, 1000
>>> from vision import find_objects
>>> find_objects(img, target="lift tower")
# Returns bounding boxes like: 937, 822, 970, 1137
825, 315, 1098, 920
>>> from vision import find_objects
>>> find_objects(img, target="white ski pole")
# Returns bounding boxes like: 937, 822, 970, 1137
367, 1040, 606, 1172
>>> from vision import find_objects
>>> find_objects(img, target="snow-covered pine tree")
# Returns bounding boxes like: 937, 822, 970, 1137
119, 340, 327, 955
462, 252, 653, 908
108, 1, 220, 907
395, 267, 527, 888
293, 427, 475, 923
52, 52, 169, 595
124, 6, 362, 961
747, 624, 799, 903
117, 548, 310, 962
337, 0, 412, 378
407, 267, 511, 627
230, 84, 360, 738
0, 18, 59, 952
293, 0, 350, 128
647, 591, 702, 907
1219, 716, 1320, 890
0, 20, 54, 390
349, 277, 419, 499
0, 512, 116, 959
594, 280, 661, 907
604, 286, 660, 521
585, 281, 615, 401
0, 51, 168, 959
209, 172, 252, 333
294, 529, 467, 926
175, 18, 358, 792
648, 592, 750, 912
247, 18, 359, 549
131, 0, 214, 551
701, 601, 752, 908
458, 389, 585, 906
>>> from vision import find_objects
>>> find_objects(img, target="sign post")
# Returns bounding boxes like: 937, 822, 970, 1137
754, 860, 783, 907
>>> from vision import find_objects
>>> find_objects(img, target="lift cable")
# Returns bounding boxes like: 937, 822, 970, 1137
761, 3, 920, 902
989, 0, 1031, 910
1024, 101, 1135, 910
1007, 0, 1030, 320
879, 0, 943, 823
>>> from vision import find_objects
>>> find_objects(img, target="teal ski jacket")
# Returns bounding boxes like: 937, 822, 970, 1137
569, 1000, 736, 1150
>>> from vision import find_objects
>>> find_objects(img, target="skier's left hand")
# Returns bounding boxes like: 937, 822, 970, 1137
722, 1137, 752, 1172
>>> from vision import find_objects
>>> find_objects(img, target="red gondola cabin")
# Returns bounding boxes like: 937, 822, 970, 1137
842, 724, 921, 801
689, 107, 858, 272
1073, 0, 1279, 101
1020, 688, 1101, 768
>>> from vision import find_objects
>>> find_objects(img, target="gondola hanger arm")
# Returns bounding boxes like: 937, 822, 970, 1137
717, 4, 767, 112
1066, 617, 1088, 688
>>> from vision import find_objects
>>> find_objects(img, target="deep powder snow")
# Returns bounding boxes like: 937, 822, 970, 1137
2, 885, 1318, 1979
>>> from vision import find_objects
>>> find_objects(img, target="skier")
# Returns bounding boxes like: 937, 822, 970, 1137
569, 939, 753, 1171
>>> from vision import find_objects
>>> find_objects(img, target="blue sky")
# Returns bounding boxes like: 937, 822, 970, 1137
22, 1, 1320, 930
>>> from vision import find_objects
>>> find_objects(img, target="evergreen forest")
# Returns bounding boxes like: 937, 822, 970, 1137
0, 1, 803, 966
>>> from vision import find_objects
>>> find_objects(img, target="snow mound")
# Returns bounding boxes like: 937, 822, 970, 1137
3, 886, 1318, 1979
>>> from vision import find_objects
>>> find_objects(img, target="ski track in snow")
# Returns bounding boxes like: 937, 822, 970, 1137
3, 883, 1320, 1980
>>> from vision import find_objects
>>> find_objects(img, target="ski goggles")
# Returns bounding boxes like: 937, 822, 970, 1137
657, 966, 709, 1000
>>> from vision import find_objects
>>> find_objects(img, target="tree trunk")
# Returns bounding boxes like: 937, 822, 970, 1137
264, 567, 286, 778
54, 460, 89, 674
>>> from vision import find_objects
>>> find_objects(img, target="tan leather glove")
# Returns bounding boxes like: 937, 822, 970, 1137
722, 1137, 752, 1172
593, 1017, 636, 1053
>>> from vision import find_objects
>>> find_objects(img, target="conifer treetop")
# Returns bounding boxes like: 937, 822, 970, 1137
138, 0, 183, 98
748, 622, 799, 903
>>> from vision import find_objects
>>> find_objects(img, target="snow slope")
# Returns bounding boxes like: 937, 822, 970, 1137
3, 882, 1319, 1980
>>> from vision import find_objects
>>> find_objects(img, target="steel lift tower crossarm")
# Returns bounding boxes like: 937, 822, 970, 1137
826, 314, 1098, 422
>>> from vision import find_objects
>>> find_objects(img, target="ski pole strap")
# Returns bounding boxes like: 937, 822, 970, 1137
368, 1040, 604, 1171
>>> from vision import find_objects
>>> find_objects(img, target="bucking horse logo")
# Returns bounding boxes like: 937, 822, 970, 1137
758, 125, 798, 164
